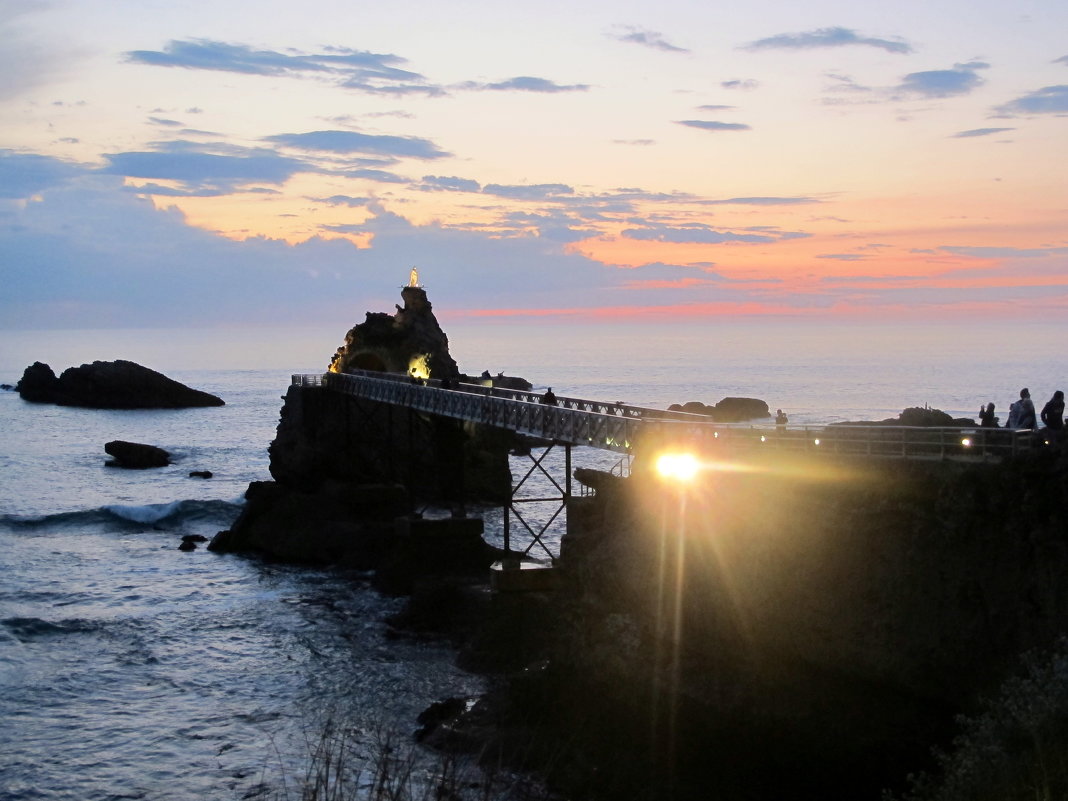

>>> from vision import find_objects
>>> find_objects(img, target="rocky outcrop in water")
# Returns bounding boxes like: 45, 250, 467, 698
16, 360, 224, 409
330, 285, 461, 379
668, 396, 770, 422
834, 405, 977, 427
104, 440, 171, 468
213, 284, 515, 580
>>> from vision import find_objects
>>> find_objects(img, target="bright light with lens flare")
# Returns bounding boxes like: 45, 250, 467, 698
655, 453, 699, 482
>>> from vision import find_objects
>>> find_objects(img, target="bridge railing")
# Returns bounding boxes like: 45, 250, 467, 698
291, 372, 1040, 463
638, 420, 1037, 463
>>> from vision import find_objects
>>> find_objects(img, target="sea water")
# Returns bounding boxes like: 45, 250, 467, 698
0, 318, 1064, 800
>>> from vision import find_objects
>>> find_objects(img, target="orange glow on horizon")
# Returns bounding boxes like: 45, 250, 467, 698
444, 296, 1068, 321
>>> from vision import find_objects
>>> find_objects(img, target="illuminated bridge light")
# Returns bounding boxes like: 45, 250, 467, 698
655, 452, 699, 483
760, 435, 766, 443
961, 437, 972, 447
814, 438, 821, 446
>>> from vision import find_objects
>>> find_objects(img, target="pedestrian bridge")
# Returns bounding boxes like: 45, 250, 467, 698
292, 369, 1037, 464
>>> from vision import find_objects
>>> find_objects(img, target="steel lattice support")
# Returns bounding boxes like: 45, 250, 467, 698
503, 441, 571, 563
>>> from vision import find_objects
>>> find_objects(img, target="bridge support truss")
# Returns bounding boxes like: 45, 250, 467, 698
504, 441, 572, 564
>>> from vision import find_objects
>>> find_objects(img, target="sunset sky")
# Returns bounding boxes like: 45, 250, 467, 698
2, 0, 1067, 329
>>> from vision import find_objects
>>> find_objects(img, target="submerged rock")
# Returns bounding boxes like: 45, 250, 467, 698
16, 360, 224, 409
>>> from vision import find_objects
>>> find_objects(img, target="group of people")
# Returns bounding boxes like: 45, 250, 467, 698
979, 387, 1064, 437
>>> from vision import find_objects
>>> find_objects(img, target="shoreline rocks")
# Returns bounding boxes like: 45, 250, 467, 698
16, 360, 224, 409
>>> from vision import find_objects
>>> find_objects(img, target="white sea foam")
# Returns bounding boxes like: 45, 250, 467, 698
103, 500, 187, 524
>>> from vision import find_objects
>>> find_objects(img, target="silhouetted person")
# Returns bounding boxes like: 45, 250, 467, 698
540, 387, 558, 406
1008, 388, 1036, 429
979, 402, 999, 428
1041, 390, 1064, 443
1017, 388, 1037, 429
775, 409, 788, 427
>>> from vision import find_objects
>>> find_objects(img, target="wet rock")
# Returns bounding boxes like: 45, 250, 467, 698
104, 440, 171, 469
189, 470, 213, 479
415, 696, 467, 742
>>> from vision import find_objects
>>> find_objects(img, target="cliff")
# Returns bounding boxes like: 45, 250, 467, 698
329, 285, 459, 379
211, 285, 515, 572
468, 447, 1068, 801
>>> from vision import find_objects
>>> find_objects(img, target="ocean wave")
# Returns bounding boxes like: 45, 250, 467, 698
1, 616, 104, 642
0, 498, 244, 531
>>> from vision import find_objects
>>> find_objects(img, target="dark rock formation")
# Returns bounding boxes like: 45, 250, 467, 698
330, 285, 460, 379
266, 381, 513, 501
15, 362, 59, 403
211, 480, 409, 566
834, 406, 977, 427
188, 470, 213, 479
668, 396, 770, 422
214, 284, 516, 581
104, 440, 170, 469
16, 360, 224, 408
458, 373, 533, 391
476, 449, 1068, 801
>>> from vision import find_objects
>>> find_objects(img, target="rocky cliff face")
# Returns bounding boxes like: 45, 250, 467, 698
212, 286, 514, 570
492, 448, 1068, 800
329, 285, 460, 379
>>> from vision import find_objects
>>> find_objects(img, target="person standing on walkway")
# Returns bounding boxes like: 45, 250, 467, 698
1041, 390, 1064, 444
1014, 388, 1037, 429
979, 403, 999, 427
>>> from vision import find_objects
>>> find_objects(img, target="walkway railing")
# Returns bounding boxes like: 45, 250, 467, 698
291, 371, 1039, 464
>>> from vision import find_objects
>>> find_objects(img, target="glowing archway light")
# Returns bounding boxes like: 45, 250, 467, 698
407, 353, 430, 379
655, 452, 699, 483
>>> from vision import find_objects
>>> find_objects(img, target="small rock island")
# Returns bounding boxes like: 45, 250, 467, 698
16, 359, 224, 409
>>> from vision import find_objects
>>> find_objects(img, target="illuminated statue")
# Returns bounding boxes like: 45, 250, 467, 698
408, 267, 420, 288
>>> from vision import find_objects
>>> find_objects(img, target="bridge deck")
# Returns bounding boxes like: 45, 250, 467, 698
293, 371, 1039, 464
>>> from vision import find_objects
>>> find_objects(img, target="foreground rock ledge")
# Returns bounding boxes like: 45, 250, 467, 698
16, 360, 224, 409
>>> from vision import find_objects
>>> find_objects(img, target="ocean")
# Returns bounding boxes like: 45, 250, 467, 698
0, 317, 1064, 800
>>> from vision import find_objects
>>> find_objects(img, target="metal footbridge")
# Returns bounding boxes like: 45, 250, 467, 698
292, 369, 1037, 464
